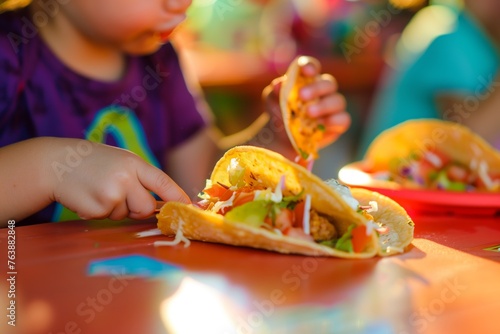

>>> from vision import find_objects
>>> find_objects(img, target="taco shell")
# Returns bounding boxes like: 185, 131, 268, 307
157, 146, 413, 258
365, 119, 500, 175
280, 56, 325, 160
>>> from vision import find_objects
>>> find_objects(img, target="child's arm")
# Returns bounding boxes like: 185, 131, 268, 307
0, 137, 190, 226
437, 72, 500, 146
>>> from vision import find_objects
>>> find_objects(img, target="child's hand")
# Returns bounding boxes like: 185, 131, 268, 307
263, 56, 350, 149
48, 139, 190, 221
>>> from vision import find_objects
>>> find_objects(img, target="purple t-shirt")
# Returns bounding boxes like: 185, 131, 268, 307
0, 9, 208, 224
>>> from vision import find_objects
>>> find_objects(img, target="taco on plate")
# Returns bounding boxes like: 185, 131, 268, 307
362, 119, 500, 192
157, 146, 414, 257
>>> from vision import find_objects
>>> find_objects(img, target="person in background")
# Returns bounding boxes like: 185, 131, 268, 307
358, 0, 500, 158
0, 0, 349, 226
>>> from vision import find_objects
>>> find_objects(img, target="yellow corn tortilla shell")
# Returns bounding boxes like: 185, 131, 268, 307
280, 55, 324, 160
157, 202, 377, 258
350, 188, 414, 256
365, 119, 500, 177
158, 146, 413, 258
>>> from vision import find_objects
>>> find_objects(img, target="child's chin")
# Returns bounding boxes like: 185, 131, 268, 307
123, 41, 164, 56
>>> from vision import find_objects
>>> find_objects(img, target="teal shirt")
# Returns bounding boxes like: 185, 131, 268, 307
358, 7, 500, 158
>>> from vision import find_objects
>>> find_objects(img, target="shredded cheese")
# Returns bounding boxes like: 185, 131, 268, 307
135, 228, 162, 238
271, 175, 285, 203
424, 151, 443, 168
384, 245, 405, 254
366, 220, 377, 236
303, 194, 311, 235
154, 219, 191, 248
366, 201, 378, 213
211, 191, 237, 213
478, 160, 494, 190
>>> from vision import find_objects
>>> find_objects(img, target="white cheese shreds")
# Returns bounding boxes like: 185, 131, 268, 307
211, 191, 236, 213
424, 151, 443, 168
271, 175, 285, 203
470, 158, 478, 171
366, 201, 378, 213
478, 160, 494, 190
365, 220, 377, 236
303, 194, 311, 235
384, 246, 405, 254
366, 220, 388, 236
154, 219, 191, 248
254, 176, 285, 203
135, 228, 162, 238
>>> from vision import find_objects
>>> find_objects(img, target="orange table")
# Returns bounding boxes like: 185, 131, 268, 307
1, 213, 500, 334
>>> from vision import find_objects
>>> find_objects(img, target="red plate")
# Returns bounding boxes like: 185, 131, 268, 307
338, 162, 500, 216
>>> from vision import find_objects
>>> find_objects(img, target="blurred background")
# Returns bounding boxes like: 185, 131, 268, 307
171, 0, 450, 179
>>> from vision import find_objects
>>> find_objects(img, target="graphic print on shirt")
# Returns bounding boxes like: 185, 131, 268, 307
53, 106, 160, 222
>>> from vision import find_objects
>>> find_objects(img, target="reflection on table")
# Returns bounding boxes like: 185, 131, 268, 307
1, 210, 500, 334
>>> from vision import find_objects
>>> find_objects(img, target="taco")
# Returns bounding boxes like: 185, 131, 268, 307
157, 146, 414, 257
362, 119, 500, 192
280, 55, 325, 161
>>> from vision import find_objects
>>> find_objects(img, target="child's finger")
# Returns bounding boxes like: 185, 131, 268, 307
300, 74, 338, 101
307, 93, 346, 117
126, 189, 158, 220
298, 56, 321, 76
108, 201, 131, 221
138, 165, 191, 204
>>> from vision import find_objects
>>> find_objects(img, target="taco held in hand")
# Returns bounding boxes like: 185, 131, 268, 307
363, 119, 500, 192
280, 56, 326, 161
157, 146, 414, 257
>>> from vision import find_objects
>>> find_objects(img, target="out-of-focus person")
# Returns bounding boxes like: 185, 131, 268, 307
358, 0, 500, 158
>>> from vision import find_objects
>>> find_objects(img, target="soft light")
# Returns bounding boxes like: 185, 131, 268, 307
160, 277, 237, 334
338, 167, 373, 186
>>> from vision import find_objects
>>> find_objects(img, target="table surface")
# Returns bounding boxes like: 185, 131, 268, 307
1, 211, 500, 334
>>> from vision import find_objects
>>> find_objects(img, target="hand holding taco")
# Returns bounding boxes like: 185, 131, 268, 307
279, 55, 349, 163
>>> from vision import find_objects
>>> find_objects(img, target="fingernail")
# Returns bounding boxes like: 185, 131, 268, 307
332, 112, 351, 126
301, 88, 312, 100
308, 104, 320, 116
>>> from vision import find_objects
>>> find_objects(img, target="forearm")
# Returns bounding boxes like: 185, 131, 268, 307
0, 137, 60, 224
460, 85, 500, 145
246, 113, 296, 160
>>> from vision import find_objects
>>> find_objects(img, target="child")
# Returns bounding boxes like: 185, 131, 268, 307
0, 0, 349, 226
358, 0, 500, 157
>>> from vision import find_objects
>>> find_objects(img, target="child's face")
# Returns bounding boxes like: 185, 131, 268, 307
59, 0, 192, 55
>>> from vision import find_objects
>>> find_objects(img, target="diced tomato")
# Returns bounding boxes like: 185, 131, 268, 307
203, 183, 233, 201
446, 164, 469, 183
285, 227, 314, 242
416, 159, 435, 181
351, 225, 371, 253
295, 156, 314, 171
275, 209, 293, 232
293, 201, 305, 228
195, 200, 210, 210
232, 192, 254, 208
264, 216, 273, 226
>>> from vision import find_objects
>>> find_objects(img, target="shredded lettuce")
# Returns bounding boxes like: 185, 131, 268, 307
227, 158, 246, 188
320, 224, 357, 252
